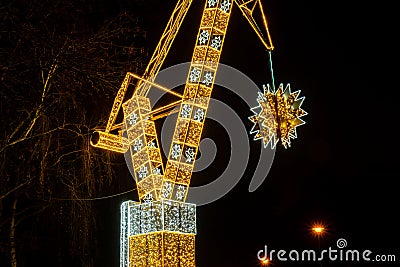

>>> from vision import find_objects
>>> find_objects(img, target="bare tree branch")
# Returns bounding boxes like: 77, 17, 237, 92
0, 181, 29, 200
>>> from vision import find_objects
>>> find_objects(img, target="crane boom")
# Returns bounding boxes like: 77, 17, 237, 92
91, 0, 194, 152
136, 0, 194, 96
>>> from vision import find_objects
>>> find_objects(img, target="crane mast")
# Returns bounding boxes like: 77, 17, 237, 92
161, 0, 233, 202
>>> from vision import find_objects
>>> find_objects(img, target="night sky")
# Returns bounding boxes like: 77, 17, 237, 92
4, 0, 399, 266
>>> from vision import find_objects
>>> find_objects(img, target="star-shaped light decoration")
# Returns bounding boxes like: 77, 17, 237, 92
249, 83, 307, 149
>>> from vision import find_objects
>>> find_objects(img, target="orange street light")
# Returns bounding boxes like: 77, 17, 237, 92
311, 223, 326, 238
312, 226, 325, 234
260, 258, 270, 266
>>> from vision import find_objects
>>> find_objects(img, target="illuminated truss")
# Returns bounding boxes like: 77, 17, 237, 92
235, 0, 274, 50
162, 0, 234, 203
90, 0, 274, 151
249, 83, 307, 149
90, 0, 282, 266
122, 95, 165, 201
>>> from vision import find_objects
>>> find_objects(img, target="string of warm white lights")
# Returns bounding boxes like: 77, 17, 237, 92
50, 188, 136, 201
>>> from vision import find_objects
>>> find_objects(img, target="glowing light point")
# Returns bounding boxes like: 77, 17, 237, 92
220, 0, 231, 13
181, 104, 192, 118
175, 185, 186, 201
171, 144, 182, 160
211, 36, 222, 50
137, 165, 148, 179
311, 222, 327, 238
208, 0, 218, 7
185, 148, 195, 163
142, 194, 153, 203
313, 227, 324, 233
189, 67, 201, 83
260, 258, 270, 265
153, 167, 161, 175
148, 140, 156, 148
133, 139, 143, 152
162, 181, 173, 198
129, 113, 138, 126
193, 108, 205, 122
198, 30, 210, 45
202, 72, 214, 86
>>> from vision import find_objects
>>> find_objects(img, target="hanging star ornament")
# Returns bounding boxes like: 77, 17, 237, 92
249, 83, 307, 149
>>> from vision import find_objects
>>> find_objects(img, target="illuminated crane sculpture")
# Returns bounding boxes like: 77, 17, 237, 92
90, 0, 306, 266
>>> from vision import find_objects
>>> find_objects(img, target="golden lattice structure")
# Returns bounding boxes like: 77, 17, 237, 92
122, 95, 164, 201
90, 1, 282, 267
161, 0, 234, 203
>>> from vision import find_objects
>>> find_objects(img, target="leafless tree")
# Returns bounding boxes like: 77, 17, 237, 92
0, 1, 146, 266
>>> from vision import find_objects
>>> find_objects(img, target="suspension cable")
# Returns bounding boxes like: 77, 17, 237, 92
268, 50, 276, 92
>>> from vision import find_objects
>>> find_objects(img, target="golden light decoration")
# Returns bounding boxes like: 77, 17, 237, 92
161, 0, 234, 203
249, 83, 307, 149
121, 200, 196, 267
90, 0, 282, 266
260, 257, 271, 266
310, 221, 328, 239
129, 232, 195, 266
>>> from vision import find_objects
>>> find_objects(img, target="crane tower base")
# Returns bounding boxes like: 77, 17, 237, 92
120, 200, 197, 267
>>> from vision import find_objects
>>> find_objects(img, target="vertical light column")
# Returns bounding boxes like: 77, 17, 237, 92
162, 0, 233, 202
122, 96, 164, 201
